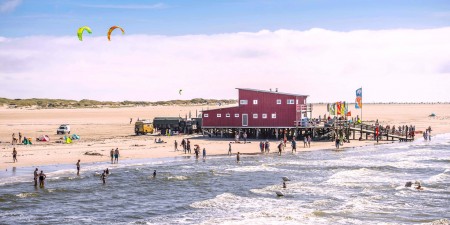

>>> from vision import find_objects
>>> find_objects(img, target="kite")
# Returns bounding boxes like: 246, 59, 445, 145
77, 26, 92, 41
179, 89, 182, 95
107, 26, 125, 41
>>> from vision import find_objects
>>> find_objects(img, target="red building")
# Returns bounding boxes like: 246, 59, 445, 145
202, 88, 308, 129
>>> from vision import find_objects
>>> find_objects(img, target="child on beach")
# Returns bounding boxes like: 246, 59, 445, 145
12, 147, 17, 162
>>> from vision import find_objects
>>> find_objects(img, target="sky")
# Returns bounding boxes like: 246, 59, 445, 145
0, 0, 449, 102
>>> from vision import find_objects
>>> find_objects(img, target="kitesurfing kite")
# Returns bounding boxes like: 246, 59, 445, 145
77, 26, 92, 41
107, 26, 125, 41
179, 89, 183, 95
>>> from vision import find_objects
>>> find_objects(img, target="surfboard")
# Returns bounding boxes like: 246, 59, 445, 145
282, 176, 290, 181
276, 191, 284, 197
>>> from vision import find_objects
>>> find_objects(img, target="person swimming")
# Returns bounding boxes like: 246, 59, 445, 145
153, 170, 156, 178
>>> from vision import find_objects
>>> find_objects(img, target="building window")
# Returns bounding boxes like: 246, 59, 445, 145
276, 99, 281, 104
217, 114, 221, 117
226, 113, 230, 118
262, 114, 267, 119
253, 100, 258, 105
272, 113, 277, 119
287, 99, 294, 104
235, 114, 239, 118
204, 114, 209, 118
253, 113, 258, 119
240, 100, 248, 105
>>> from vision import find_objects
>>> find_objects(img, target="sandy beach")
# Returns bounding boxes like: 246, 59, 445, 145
1, 104, 449, 170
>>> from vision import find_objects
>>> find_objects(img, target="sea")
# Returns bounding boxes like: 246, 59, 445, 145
1, 134, 449, 225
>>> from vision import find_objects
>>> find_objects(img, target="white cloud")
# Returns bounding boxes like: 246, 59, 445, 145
80, 3, 167, 9
0, 0, 22, 13
0, 28, 449, 102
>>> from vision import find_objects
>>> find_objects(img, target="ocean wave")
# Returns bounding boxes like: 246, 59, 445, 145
167, 175, 189, 181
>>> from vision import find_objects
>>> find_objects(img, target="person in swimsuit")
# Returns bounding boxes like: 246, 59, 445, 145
110, 149, 114, 164
237, 152, 240, 163
34, 168, 39, 187
114, 148, 119, 164
202, 148, 206, 159
228, 142, 232, 155
283, 182, 286, 189
76, 160, 80, 176
153, 170, 156, 178
100, 170, 106, 184
105, 168, 109, 175
39, 170, 46, 188
12, 147, 17, 162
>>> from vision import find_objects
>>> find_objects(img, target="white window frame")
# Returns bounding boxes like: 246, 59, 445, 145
287, 99, 295, 104
272, 113, 277, 119
253, 100, 258, 105
296, 99, 299, 104
226, 113, 230, 118
262, 113, 267, 119
204, 114, 209, 118
276, 99, 281, 105
235, 113, 239, 118
217, 113, 221, 118
253, 113, 258, 119
240, 100, 248, 105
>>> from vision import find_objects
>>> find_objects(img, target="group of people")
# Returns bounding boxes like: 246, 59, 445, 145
33, 168, 46, 188
179, 139, 191, 154
423, 126, 432, 141
259, 140, 271, 153
11, 132, 23, 145
110, 148, 120, 164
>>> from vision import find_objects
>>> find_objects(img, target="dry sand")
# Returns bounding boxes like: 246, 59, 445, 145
1, 104, 449, 170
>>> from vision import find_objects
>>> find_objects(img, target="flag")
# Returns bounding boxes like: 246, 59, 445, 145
355, 88, 362, 109
329, 103, 335, 115
346, 111, 351, 116
336, 102, 341, 115
341, 101, 346, 116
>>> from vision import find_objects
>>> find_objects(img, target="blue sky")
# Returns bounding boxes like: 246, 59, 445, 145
1, 0, 449, 37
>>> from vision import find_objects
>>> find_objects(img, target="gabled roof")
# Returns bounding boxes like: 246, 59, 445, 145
236, 88, 309, 97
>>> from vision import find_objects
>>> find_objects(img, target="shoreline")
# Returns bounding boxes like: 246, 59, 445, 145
0, 136, 404, 173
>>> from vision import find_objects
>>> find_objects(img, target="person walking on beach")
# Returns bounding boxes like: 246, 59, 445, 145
114, 148, 119, 164
202, 148, 206, 159
174, 140, 178, 151
265, 141, 270, 153
291, 139, 297, 153
12, 147, 17, 163
100, 170, 106, 184
277, 142, 283, 156
304, 136, 307, 148
307, 135, 311, 148
11, 133, 16, 145
243, 132, 247, 144
130, 118, 133, 124
39, 170, 46, 188
335, 138, 340, 149
110, 149, 114, 164
236, 152, 240, 163
76, 159, 80, 176
259, 141, 264, 153
187, 140, 191, 154
181, 139, 186, 154
34, 168, 39, 187
18, 132, 22, 144
228, 142, 232, 155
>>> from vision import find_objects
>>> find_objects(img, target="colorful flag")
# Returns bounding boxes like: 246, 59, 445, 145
341, 101, 346, 116
329, 103, 335, 115
336, 102, 341, 115
355, 88, 362, 109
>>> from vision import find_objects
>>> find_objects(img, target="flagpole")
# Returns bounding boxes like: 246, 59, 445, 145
360, 86, 363, 140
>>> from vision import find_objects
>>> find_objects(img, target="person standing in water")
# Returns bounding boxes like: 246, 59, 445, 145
12, 147, 17, 163
105, 168, 109, 175
100, 170, 106, 184
237, 152, 240, 163
283, 181, 286, 189
202, 148, 206, 159
153, 170, 156, 178
110, 149, 114, 164
114, 148, 119, 164
39, 170, 46, 188
76, 159, 80, 176
174, 140, 178, 151
291, 139, 297, 153
34, 168, 39, 187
